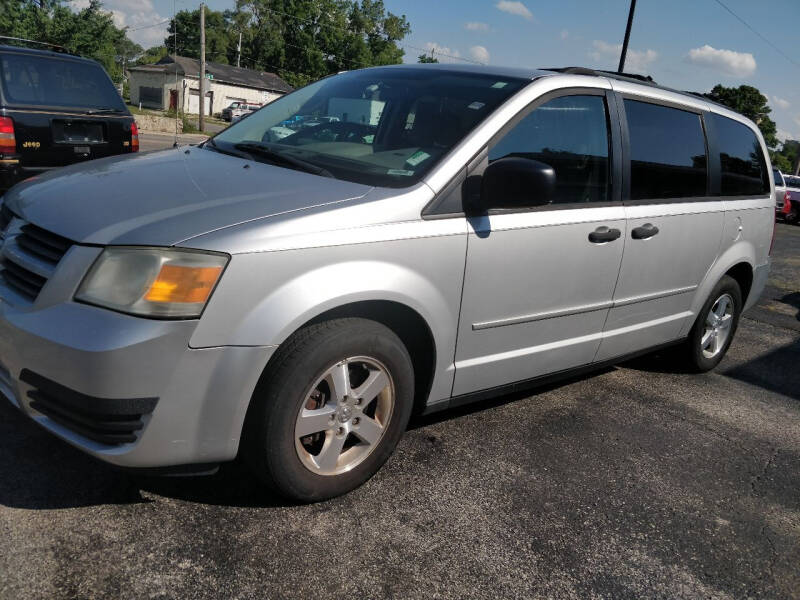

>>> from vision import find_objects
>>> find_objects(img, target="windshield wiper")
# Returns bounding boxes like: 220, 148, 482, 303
84, 107, 126, 115
233, 142, 335, 179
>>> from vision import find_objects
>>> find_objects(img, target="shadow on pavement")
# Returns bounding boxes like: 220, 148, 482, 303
0, 401, 288, 510
722, 339, 800, 401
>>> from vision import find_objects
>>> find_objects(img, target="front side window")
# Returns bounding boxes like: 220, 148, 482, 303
212, 68, 527, 187
489, 94, 611, 204
625, 99, 707, 200
710, 113, 768, 196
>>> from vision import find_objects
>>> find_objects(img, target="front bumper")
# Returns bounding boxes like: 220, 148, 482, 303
0, 297, 274, 468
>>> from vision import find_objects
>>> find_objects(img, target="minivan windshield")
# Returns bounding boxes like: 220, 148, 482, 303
0, 52, 126, 112
211, 68, 528, 187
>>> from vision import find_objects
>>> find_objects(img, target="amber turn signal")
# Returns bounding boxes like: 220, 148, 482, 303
145, 265, 223, 304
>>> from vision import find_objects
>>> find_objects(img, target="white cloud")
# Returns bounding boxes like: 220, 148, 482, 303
590, 40, 658, 72
495, 1, 533, 20
469, 45, 490, 64
686, 45, 756, 77
772, 95, 790, 110
424, 42, 461, 63
465, 22, 490, 32
776, 128, 793, 142
560, 29, 569, 40
71, 0, 168, 49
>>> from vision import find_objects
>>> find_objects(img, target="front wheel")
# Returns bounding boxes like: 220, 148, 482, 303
243, 318, 414, 502
685, 275, 742, 372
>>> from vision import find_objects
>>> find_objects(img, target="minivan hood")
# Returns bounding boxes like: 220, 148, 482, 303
3, 147, 372, 246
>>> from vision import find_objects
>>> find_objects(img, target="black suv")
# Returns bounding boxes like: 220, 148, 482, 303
0, 41, 138, 191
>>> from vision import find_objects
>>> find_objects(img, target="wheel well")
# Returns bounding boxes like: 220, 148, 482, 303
304, 301, 437, 415
725, 262, 753, 304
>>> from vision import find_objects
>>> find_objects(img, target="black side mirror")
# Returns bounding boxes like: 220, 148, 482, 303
477, 157, 556, 211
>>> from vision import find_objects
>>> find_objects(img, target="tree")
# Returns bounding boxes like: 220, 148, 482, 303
0, 0, 142, 83
417, 52, 438, 63
706, 84, 778, 148
165, 7, 235, 64
231, 0, 410, 87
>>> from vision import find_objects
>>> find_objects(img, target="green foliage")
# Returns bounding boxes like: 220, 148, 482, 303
706, 84, 778, 148
773, 139, 799, 174
165, 7, 232, 64
136, 45, 168, 66
418, 53, 438, 63
0, 0, 142, 83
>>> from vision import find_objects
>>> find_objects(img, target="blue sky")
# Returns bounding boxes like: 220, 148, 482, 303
104, 0, 800, 141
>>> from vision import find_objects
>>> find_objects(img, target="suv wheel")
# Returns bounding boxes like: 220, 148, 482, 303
244, 318, 414, 502
685, 275, 742, 372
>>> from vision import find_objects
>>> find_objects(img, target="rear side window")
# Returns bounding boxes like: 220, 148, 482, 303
0, 53, 125, 111
489, 94, 610, 204
773, 170, 784, 186
710, 113, 769, 196
624, 99, 707, 200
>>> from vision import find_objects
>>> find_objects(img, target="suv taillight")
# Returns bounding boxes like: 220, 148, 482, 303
0, 116, 15, 152
783, 191, 792, 215
131, 121, 139, 152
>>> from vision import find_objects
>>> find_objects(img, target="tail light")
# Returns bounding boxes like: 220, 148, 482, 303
782, 192, 791, 215
0, 116, 16, 152
130, 121, 139, 153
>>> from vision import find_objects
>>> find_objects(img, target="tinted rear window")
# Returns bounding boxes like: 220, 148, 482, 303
0, 53, 125, 111
774, 170, 784, 186
710, 113, 768, 196
624, 99, 707, 200
785, 175, 800, 188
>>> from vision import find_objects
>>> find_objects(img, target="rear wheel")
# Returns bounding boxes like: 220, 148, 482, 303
685, 275, 742, 372
243, 318, 414, 502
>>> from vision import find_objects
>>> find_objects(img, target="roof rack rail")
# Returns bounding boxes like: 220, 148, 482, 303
543, 66, 657, 86
0, 36, 73, 55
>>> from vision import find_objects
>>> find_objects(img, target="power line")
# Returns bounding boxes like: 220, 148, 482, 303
710, 0, 800, 70
126, 19, 170, 32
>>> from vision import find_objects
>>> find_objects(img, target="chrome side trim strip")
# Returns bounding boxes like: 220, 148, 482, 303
472, 300, 613, 331
471, 285, 697, 331
612, 285, 698, 308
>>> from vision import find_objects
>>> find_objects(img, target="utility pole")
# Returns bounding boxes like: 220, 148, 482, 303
617, 0, 637, 73
199, 1, 206, 133
237, 31, 242, 68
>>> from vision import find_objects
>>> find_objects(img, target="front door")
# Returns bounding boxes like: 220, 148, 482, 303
452, 91, 626, 397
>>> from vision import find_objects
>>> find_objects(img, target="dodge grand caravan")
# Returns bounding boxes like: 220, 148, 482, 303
0, 65, 773, 501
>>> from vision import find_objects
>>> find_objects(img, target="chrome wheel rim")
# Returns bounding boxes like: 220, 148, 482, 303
701, 293, 734, 359
294, 356, 394, 476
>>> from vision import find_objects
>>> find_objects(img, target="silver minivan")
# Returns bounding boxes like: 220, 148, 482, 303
0, 65, 773, 501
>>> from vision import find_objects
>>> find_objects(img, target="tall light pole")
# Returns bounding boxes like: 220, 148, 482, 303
617, 0, 637, 73
199, 2, 206, 133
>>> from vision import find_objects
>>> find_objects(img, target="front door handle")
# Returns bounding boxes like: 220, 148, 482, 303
588, 226, 622, 243
631, 223, 659, 240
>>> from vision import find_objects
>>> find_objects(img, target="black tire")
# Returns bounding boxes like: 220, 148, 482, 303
785, 210, 799, 225
684, 275, 742, 372
243, 318, 414, 502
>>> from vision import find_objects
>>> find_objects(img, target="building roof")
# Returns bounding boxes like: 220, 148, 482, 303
129, 55, 293, 94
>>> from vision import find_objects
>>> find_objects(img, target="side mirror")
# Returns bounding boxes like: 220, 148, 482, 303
477, 157, 556, 211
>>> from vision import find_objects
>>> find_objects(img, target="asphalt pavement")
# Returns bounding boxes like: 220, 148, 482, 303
0, 225, 798, 600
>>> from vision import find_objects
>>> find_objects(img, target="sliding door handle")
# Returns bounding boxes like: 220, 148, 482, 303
588, 226, 622, 243
631, 223, 659, 239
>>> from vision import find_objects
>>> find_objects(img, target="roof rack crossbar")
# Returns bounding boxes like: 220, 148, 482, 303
543, 66, 657, 86
0, 36, 73, 54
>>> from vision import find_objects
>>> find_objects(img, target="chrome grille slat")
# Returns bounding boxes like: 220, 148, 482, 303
0, 221, 72, 305
2, 239, 57, 279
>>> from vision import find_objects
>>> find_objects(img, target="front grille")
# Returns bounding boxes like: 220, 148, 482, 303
0, 223, 72, 303
21, 369, 158, 446
0, 204, 13, 233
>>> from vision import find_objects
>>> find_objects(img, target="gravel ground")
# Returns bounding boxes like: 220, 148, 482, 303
0, 224, 798, 600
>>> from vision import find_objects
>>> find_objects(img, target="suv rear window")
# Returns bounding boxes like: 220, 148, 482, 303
709, 113, 769, 196
0, 52, 125, 111
624, 99, 708, 200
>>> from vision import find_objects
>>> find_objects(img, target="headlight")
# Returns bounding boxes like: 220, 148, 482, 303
76, 247, 229, 318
